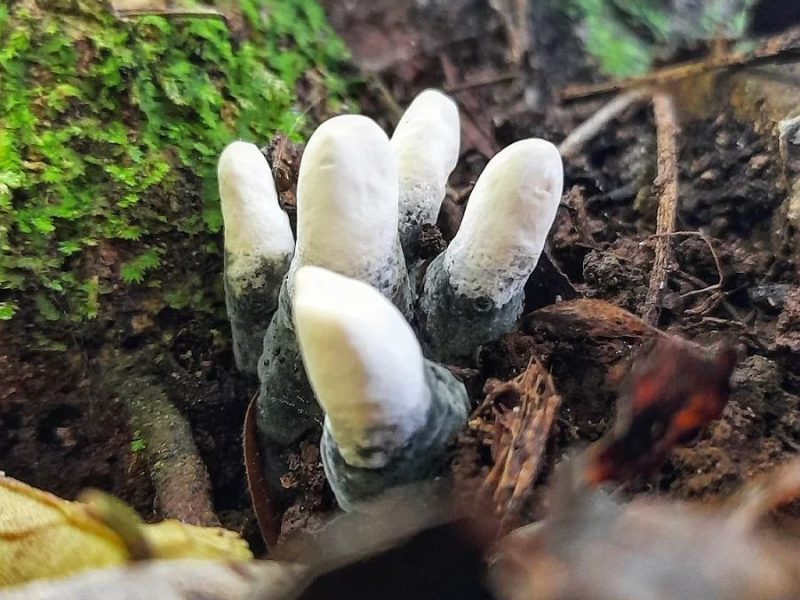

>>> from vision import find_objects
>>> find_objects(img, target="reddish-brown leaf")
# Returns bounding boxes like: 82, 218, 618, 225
585, 338, 738, 485
243, 393, 283, 552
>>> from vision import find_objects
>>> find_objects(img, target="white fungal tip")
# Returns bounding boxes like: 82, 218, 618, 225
293, 266, 429, 468
218, 141, 294, 264
391, 89, 460, 230
444, 138, 563, 305
291, 115, 399, 289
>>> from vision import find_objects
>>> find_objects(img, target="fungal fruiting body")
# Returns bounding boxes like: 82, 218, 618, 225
287, 114, 412, 315
293, 266, 469, 511
257, 115, 412, 452
219, 141, 294, 374
390, 89, 461, 261
418, 138, 564, 364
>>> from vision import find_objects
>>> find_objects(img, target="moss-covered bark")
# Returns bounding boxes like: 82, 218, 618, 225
0, 0, 353, 337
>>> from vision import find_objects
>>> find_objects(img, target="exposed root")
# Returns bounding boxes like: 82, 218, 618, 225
102, 353, 219, 526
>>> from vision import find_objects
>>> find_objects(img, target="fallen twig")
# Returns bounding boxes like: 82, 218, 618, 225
650, 231, 723, 299
558, 90, 648, 158
444, 71, 518, 93
642, 93, 680, 326
364, 74, 403, 125
440, 55, 500, 157
113, 5, 231, 28
487, 0, 529, 65
560, 27, 800, 102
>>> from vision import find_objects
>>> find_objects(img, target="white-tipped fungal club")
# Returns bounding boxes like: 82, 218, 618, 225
219, 141, 294, 292
287, 115, 410, 314
293, 265, 469, 510
391, 89, 460, 256
418, 138, 563, 364
444, 138, 563, 306
257, 114, 414, 454
294, 266, 430, 469
218, 141, 294, 374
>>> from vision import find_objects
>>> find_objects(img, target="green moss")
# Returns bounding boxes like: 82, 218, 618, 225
567, 0, 662, 77
0, 0, 354, 327
131, 436, 147, 453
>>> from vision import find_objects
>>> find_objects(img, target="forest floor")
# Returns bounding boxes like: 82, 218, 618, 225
2, 0, 800, 555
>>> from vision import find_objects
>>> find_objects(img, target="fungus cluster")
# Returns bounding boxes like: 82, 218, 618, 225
218, 89, 563, 509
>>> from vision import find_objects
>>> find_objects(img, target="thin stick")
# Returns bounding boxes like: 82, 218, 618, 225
558, 90, 647, 158
487, 0, 529, 65
445, 72, 517, 93
114, 7, 230, 27
649, 231, 723, 298
364, 74, 403, 126
560, 35, 800, 102
642, 93, 680, 326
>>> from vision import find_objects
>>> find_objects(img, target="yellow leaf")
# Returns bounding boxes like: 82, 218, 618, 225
0, 477, 127, 587
144, 520, 253, 561
0, 476, 252, 588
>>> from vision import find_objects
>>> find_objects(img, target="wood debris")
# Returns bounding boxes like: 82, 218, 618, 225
473, 359, 561, 527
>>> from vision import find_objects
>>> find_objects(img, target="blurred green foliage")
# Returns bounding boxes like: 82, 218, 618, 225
0, 0, 352, 327
567, 0, 753, 77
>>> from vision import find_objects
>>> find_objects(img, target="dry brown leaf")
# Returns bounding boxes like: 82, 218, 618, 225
527, 299, 664, 339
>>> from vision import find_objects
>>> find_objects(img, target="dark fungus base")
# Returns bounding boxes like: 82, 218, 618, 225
257, 284, 321, 450
224, 253, 291, 375
418, 253, 524, 365
320, 360, 469, 511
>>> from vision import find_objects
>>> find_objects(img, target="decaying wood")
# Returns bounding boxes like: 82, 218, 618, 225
475, 359, 561, 527
124, 381, 219, 527
642, 93, 680, 326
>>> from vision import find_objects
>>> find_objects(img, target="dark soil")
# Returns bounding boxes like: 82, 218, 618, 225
2, 0, 800, 558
